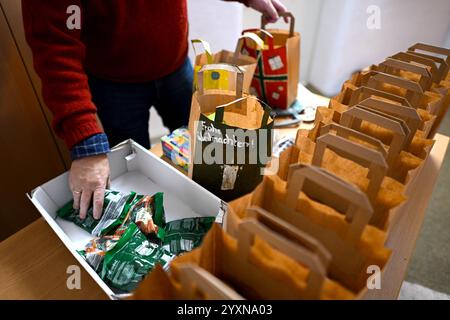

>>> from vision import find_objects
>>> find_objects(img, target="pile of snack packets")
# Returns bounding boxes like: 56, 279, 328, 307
57, 190, 215, 292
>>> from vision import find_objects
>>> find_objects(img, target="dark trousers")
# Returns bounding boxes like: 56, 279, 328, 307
88, 57, 193, 149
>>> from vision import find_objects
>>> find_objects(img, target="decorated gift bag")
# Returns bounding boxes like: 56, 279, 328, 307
192, 32, 264, 92
240, 12, 300, 110
188, 64, 274, 201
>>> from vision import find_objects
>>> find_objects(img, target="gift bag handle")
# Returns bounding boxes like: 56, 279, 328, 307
364, 71, 424, 108
311, 134, 388, 203
191, 39, 213, 64
391, 52, 441, 83
358, 97, 421, 147
242, 28, 275, 50
408, 43, 450, 66
378, 58, 432, 91
340, 106, 409, 169
197, 63, 244, 98
234, 32, 265, 62
406, 50, 449, 83
261, 12, 296, 38
177, 264, 245, 300
349, 86, 413, 109
319, 123, 388, 159
213, 95, 273, 128
284, 164, 373, 243
237, 217, 327, 299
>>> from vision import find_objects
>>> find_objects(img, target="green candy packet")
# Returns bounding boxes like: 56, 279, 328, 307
57, 190, 136, 236
162, 216, 216, 255
115, 192, 166, 241
101, 223, 174, 292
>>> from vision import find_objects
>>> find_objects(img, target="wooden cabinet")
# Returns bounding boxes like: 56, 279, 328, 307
0, 3, 67, 240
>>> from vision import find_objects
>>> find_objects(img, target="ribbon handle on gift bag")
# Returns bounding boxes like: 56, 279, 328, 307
284, 164, 373, 244
197, 63, 244, 97
234, 32, 265, 64
319, 123, 388, 159
340, 106, 409, 170
311, 134, 388, 203
177, 264, 245, 300
191, 39, 214, 64
261, 12, 295, 38
237, 214, 330, 299
242, 28, 274, 51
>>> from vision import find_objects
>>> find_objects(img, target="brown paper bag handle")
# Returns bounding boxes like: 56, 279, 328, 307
364, 71, 423, 108
408, 43, 450, 64
312, 134, 388, 202
406, 50, 449, 83
245, 206, 331, 267
214, 95, 273, 127
358, 97, 420, 146
285, 164, 373, 243
261, 12, 295, 38
366, 71, 424, 94
197, 63, 244, 98
378, 58, 432, 90
237, 218, 326, 299
349, 86, 413, 109
391, 52, 441, 83
319, 123, 387, 159
340, 106, 409, 168
177, 264, 245, 300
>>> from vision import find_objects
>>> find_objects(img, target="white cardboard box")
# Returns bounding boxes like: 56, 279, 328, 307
28, 140, 225, 299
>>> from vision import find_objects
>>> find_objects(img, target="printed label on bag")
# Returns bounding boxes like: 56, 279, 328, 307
215, 201, 228, 225
268, 55, 284, 71
221, 165, 239, 190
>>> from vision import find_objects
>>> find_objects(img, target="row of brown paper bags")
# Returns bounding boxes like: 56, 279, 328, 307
129, 43, 449, 300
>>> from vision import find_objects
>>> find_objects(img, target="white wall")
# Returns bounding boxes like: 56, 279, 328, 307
308, 0, 450, 96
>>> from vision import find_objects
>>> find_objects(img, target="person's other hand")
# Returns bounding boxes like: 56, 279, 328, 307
247, 0, 288, 23
69, 154, 110, 220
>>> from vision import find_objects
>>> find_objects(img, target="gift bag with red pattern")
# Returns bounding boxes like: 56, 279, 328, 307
241, 12, 300, 110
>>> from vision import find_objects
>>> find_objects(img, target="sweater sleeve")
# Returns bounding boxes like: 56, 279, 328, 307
22, 0, 103, 150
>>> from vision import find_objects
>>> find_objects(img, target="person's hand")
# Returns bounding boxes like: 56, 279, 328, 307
69, 154, 110, 220
247, 0, 288, 23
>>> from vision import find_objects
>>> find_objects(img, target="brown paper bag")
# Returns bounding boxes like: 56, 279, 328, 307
188, 63, 274, 201
132, 264, 244, 300
240, 12, 300, 109
227, 164, 391, 292
192, 33, 264, 92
